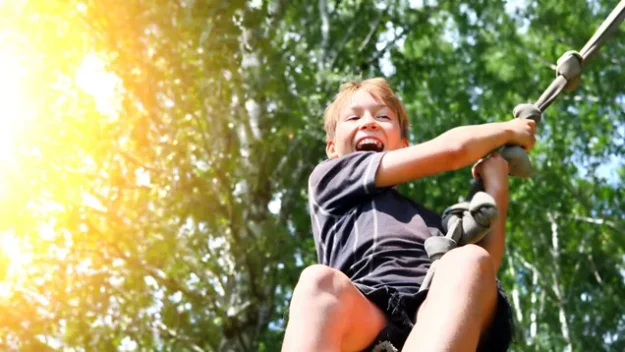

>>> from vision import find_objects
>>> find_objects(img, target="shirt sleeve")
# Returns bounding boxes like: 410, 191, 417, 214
308, 151, 387, 215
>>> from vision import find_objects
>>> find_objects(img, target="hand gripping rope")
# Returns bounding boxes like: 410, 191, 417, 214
419, 1, 625, 293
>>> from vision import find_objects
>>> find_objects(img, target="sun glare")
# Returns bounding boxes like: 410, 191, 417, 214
0, 46, 121, 297
0, 0, 127, 301
76, 52, 123, 120
0, 231, 32, 298
0, 51, 27, 167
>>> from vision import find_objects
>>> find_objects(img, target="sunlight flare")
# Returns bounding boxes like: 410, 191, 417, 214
0, 231, 32, 298
0, 51, 27, 166
76, 52, 123, 119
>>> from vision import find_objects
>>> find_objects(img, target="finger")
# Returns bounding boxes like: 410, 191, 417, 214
472, 159, 484, 179
473, 168, 484, 180
521, 135, 534, 151
489, 151, 502, 159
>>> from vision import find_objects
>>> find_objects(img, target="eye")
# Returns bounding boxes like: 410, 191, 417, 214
346, 115, 359, 121
377, 115, 390, 120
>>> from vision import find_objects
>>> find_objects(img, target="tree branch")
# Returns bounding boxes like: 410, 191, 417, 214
330, 0, 344, 16
194, 103, 215, 156
155, 320, 210, 352
117, 148, 159, 173
571, 215, 618, 231
358, 10, 386, 53
517, 254, 541, 344
85, 218, 226, 322
319, 0, 331, 70
326, 20, 358, 69
588, 253, 605, 286
506, 254, 524, 324
548, 213, 573, 352
364, 25, 409, 66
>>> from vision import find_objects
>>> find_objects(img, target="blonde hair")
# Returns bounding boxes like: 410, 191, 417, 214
323, 78, 410, 142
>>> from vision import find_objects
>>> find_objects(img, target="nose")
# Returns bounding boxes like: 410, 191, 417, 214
359, 114, 379, 131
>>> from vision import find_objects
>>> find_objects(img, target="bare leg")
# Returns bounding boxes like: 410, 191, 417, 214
282, 264, 387, 352
403, 245, 498, 352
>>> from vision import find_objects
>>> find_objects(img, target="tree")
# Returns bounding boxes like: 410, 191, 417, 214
0, 0, 623, 351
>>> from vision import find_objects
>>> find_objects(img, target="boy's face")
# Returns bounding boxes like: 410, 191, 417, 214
326, 89, 408, 159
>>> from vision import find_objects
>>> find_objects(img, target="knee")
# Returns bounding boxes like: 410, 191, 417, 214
291, 264, 351, 307
438, 245, 496, 284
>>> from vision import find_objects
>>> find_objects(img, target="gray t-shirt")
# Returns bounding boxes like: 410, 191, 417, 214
308, 151, 444, 294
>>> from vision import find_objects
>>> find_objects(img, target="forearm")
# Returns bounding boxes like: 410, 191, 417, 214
477, 182, 509, 273
376, 122, 512, 188
442, 122, 513, 169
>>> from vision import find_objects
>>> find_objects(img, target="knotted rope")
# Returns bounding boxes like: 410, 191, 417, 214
419, 1, 625, 293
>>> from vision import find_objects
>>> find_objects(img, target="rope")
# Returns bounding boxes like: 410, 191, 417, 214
419, 1, 625, 293
419, 192, 498, 292
503, 0, 625, 178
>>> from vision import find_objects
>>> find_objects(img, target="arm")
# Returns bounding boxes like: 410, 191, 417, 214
472, 153, 509, 272
375, 119, 535, 188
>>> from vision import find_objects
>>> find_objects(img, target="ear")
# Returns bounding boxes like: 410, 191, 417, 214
326, 140, 338, 159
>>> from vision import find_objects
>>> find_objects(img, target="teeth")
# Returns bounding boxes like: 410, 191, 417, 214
356, 138, 382, 149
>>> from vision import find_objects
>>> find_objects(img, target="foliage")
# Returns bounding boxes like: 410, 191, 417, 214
0, 0, 624, 351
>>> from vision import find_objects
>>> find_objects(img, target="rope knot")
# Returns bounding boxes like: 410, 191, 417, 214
424, 237, 457, 261
556, 50, 583, 92
513, 103, 541, 122
441, 192, 498, 246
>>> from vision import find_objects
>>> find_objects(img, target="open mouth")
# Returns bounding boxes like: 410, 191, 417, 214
355, 138, 384, 152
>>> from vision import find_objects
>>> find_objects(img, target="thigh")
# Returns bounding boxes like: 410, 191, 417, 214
337, 278, 388, 351
286, 265, 388, 352
476, 281, 515, 352
406, 246, 499, 351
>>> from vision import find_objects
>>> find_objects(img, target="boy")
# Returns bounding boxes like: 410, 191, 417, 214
282, 78, 536, 351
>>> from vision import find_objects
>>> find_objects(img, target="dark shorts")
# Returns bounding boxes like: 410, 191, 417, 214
357, 281, 515, 352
